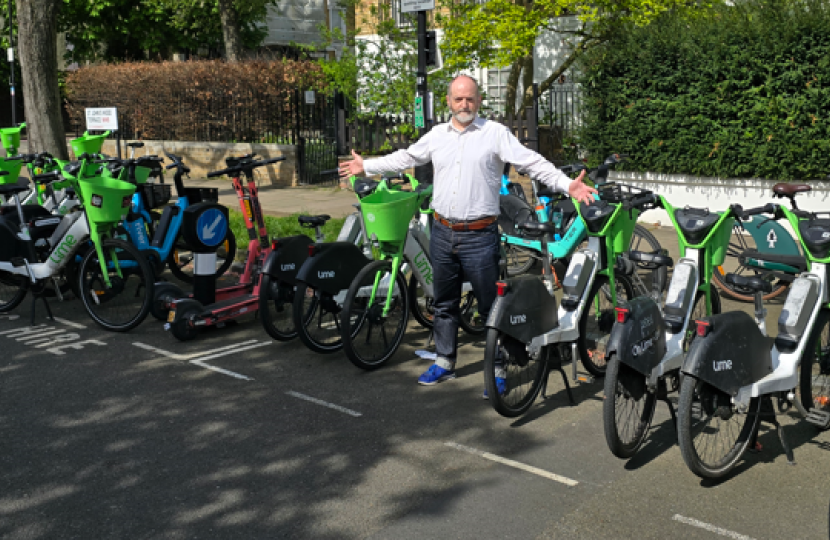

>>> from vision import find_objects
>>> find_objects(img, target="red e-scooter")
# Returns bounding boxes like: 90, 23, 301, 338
155, 154, 284, 341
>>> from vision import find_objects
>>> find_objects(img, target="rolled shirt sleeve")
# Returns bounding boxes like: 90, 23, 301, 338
497, 127, 573, 195
363, 132, 433, 177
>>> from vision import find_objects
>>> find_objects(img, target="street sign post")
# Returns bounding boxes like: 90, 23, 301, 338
401, 0, 434, 13
85, 107, 121, 158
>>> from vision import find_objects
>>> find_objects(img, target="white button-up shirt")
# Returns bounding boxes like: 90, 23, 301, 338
363, 116, 573, 221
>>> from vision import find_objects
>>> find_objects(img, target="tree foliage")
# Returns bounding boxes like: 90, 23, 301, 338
59, 0, 271, 62
313, 0, 452, 128
436, 0, 718, 114
578, 0, 830, 179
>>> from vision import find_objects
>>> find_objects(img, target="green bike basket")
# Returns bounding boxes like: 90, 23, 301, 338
70, 132, 109, 157
0, 125, 23, 152
360, 190, 422, 243
0, 158, 22, 185
78, 175, 135, 225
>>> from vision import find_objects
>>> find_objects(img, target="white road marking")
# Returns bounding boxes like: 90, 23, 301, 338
445, 442, 579, 487
286, 391, 362, 417
190, 360, 253, 381
132, 340, 260, 360
16, 329, 67, 341
672, 515, 756, 540
54, 317, 86, 329
132, 340, 267, 381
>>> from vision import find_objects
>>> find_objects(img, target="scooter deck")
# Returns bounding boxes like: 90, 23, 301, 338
198, 294, 257, 318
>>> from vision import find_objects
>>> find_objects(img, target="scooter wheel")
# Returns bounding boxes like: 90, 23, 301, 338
151, 282, 185, 321
170, 306, 201, 341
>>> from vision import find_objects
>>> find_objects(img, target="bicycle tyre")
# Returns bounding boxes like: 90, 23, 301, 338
341, 260, 409, 370
677, 375, 761, 479
76, 238, 153, 332
259, 273, 298, 342
630, 224, 668, 295
711, 222, 790, 302
407, 274, 434, 330
795, 309, 830, 429
502, 243, 536, 277
578, 273, 634, 377
167, 229, 237, 283
483, 328, 547, 417
170, 304, 201, 341
459, 290, 486, 335
293, 282, 345, 354
603, 353, 657, 459
0, 271, 28, 312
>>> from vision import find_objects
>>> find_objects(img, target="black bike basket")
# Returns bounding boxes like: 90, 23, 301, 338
141, 183, 172, 209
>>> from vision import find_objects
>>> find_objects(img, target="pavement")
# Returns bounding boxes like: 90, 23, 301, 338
1, 179, 825, 539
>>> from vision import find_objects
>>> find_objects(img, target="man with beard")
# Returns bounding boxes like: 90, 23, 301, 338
339, 74, 595, 394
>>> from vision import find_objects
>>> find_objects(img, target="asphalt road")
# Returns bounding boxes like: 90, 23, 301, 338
1, 258, 829, 539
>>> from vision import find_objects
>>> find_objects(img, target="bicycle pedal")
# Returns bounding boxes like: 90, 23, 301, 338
806, 408, 830, 427
576, 375, 594, 384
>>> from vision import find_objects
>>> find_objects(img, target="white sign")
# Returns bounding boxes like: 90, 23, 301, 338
85, 107, 118, 131
401, 0, 434, 13
305, 91, 316, 105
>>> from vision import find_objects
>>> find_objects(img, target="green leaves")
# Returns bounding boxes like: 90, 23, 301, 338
578, 0, 830, 180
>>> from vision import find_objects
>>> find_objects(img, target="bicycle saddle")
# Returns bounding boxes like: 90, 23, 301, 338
724, 273, 773, 294
628, 250, 674, 268
516, 220, 556, 237
127, 142, 145, 148
773, 183, 811, 197
0, 178, 28, 196
298, 214, 331, 228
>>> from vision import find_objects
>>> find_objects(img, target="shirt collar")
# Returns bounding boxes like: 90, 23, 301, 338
447, 116, 486, 133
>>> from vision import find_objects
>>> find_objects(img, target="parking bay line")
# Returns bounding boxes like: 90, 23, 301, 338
285, 391, 362, 417
54, 317, 87, 329
445, 442, 579, 487
132, 340, 269, 381
672, 514, 756, 540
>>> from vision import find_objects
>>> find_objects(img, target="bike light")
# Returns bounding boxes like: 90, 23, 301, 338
696, 320, 711, 337
308, 244, 319, 257
272, 239, 281, 251
615, 307, 629, 324
496, 281, 509, 296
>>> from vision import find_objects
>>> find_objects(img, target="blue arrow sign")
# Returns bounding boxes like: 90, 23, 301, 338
196, 208, 227, 247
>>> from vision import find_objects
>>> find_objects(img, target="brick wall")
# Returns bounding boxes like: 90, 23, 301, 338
74, 140, 298, 186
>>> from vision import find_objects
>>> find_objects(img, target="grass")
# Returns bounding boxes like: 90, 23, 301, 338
228, 208, 346, 255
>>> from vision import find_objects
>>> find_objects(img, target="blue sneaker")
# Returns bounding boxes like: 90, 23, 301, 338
418, 364, 456, 386
483, 377, 507, 399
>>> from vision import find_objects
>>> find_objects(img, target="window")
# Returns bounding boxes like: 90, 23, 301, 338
486, 67, 520, 114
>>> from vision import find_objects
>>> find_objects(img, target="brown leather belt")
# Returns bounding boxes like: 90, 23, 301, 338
435, 212, 498, 231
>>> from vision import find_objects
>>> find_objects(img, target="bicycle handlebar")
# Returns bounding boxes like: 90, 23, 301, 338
624, 192, 658, 211
31, 171, 63, 184
734, 202, 778, 220
206, 156, 286, 178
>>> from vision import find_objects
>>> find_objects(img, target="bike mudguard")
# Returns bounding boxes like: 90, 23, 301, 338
682, 310, 774, 396
605, 296, 666, 376
0, 218, 27, 260
486, 275, 558, 343
295, 241, 371, 295
261, 235, 313, 285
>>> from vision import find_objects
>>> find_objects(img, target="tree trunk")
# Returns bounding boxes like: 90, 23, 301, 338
17, 0, 67, 159
218, 0, 244, 62
503, 59, 523, 117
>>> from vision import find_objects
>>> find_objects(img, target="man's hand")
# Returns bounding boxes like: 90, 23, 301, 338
568, 170, 598, 205
339, 150, 365, 189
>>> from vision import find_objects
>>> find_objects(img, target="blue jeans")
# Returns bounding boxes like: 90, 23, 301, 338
430, 220, 500, 368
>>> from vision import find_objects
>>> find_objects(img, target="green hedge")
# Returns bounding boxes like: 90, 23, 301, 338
578, 0, 830, 180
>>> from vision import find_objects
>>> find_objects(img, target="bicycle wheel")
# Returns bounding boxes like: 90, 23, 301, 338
603, 353, 657, 458
796, 310, 830, 429
259, 273, 298, 341
578, 274, 634, 377
0, 271, 27, 311
293, 282, 346, 354
483, 328, 547, 417
711, 222, 790, 302
167, 229, 237, 283
76, 238, 153, 332
407, 274, 434, 330
459, 290, 486, 335
502, 243, 536, 277
630, 224, 668, 295
677, 375, 761, 478
341, 260, 409, 370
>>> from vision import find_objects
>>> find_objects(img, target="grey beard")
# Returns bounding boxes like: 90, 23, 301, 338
453, 111, 474, 124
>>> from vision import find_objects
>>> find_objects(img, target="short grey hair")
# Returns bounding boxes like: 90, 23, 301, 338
447, 75, 481, 98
